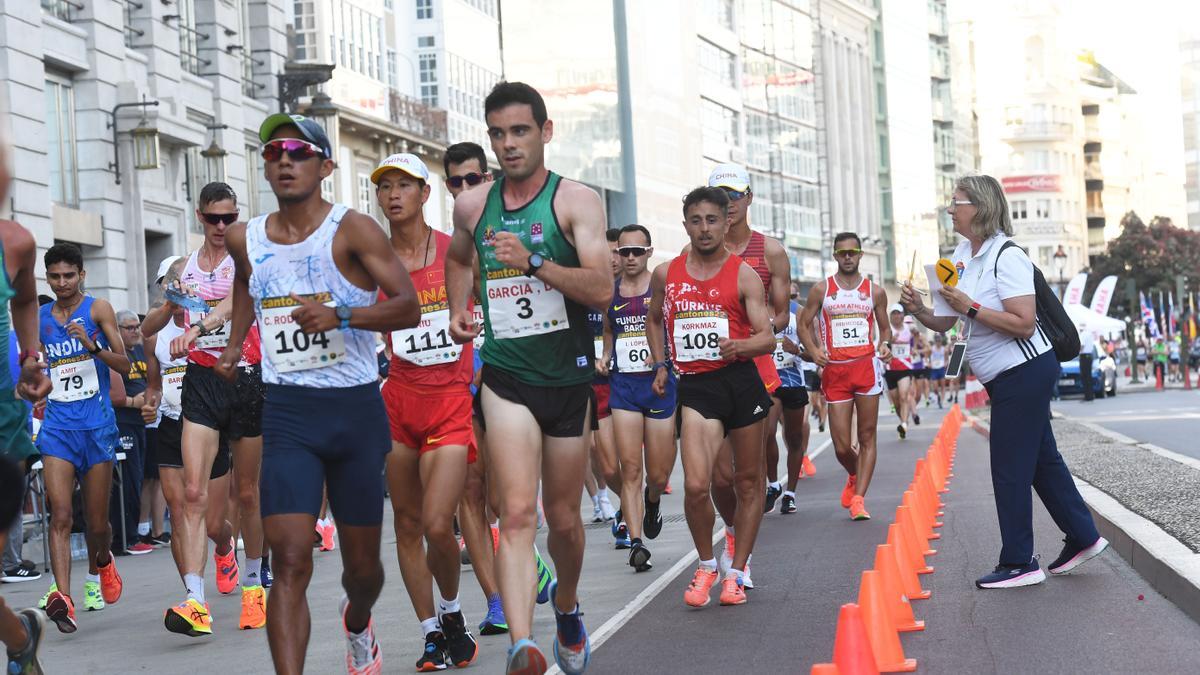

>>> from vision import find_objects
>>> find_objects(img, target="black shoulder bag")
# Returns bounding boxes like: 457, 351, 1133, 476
994, 240, 1080, 362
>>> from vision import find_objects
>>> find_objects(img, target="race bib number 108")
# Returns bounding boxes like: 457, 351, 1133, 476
259, 294, 346, 373
672, 315, 729, 363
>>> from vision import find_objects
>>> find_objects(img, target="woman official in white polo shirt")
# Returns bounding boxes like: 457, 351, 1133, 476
900, 175, 1107, 590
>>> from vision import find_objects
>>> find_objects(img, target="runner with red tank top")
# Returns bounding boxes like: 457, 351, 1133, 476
797, 232, 893, 521
884, 305, 917, 439
648, 186, 774, 608
137, 182, 269, 637
373, 154, 480, 670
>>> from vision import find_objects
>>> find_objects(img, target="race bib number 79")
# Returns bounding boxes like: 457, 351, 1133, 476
48, 358, 100, 403
259, 294, 346, 373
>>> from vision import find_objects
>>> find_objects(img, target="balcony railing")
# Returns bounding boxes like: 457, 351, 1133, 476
1002, 121, 1072, 141
389, 90, 449, 145
42, 0, 83, 21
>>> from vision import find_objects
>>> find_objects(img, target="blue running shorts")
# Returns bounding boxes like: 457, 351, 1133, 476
609, 370, 677, 420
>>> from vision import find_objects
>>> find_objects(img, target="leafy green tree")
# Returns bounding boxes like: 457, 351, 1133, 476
1086, 212, 1200, 317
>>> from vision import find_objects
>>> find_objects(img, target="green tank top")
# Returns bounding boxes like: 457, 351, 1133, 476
474, 172, 593, 386
0, 243, 13, 392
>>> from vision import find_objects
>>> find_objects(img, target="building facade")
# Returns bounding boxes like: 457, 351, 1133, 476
1182, 32, 1200, 231
2, 0, 289, 310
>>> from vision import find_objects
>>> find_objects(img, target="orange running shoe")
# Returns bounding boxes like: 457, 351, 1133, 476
490, 524, 500, 553
684, 567, 719, 607
318, 521, 336, 551
239, 585, 267, 629
718, 574, 746, 606
802, 455, 816, 477
164, 598, 212, 636
840, 475, 857, 509
45, 590, 77, 634
215, 539, 240, 595
97, 554, 122, 604
849, 495, 871, 521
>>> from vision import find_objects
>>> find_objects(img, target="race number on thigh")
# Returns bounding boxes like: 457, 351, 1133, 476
486, 275, 569, 339
831, 316, 870, 349
259, 293, 347, 373
615, 334, 651, 372
391, 308, 463, 367
48, 358, 100, 402
672, 315, 728, 362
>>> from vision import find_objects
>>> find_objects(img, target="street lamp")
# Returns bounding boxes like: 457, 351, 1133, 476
1053, 245, 1068, 298
108, 96, 161, 184
306, 91, 338, 135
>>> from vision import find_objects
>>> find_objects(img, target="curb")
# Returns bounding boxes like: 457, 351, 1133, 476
962, 409, 1200, 625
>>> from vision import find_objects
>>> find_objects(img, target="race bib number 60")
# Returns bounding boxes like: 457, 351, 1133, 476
672, 315, 729, 362
487, 275, 569, 339
259, 294, 347, 373
615, 334, 651, 372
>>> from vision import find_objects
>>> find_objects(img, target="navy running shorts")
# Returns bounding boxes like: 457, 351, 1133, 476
609, 371, 677, 420
260, 381, 390, 526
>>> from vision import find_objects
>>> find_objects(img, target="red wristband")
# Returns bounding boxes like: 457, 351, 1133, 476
18, 349, 39, 365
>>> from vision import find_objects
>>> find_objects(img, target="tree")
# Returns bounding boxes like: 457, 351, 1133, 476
1086, 212, 1200, 318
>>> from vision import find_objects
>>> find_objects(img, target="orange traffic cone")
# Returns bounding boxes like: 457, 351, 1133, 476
898, 505, 936, 558
858, 571, 918, 672
811, 603, 880, 675
887, 526, 931, 598
918, 466, 945, 519
888, 522, 933, 576
903, 491, 940, 540
874, 544, 925, 632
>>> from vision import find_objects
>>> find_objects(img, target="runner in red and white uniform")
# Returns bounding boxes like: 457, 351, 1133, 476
705, 164, 790, 587
373, 153, 479, 670
139, 181, 268, 635
796, 232, 893, 521
648, 186, 774, 608
884, 305, 916, 439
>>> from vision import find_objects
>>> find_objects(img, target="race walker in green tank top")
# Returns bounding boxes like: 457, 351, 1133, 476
473, 172, 594, 387
0, 241, 37, 465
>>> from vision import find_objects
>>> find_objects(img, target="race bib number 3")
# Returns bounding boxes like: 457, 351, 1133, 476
831, 317, 870, 349
392, 308, 462, 367
49, 358, 100, 403
487, 275, 569, 339
615, 334, 651, 372
259, 294, 347, 373
672, 315, 729, 363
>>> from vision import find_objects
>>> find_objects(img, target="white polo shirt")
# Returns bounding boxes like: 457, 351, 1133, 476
952, 233, 1051, 384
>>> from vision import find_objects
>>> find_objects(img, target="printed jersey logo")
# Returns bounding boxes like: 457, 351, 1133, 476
254, 253, 275, 265
482, 224, 497, 246
531, 222, 544, 244
613, 302, 630, 312
955, 261, 966, 276
427, 435, 446, 445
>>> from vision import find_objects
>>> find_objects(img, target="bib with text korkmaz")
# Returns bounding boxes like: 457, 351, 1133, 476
486, 273, 569, 339
259, 293, 346, 373
672, 312, 729, 363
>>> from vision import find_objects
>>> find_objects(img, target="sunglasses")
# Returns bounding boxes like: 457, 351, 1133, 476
446, 172, 487, 189
722, 188, 750, 202
261, 138, 325, 162
617, 246, 649, 258
789, 293, 798, 299
199, 212, 239, 226
833, 248, 863, 257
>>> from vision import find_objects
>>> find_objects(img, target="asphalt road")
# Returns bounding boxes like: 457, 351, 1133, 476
1053, 387, 1200, 459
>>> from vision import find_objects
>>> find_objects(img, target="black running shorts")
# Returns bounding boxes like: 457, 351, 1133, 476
181, 363, 265, 440
677, 360, 772, 434
480, 365, 595, 438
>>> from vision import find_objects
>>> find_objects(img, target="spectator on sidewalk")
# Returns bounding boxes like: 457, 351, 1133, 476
111, 310, 151, 555
1152, 337, 1168, 385
1078, 324, 1095, 402
901, 174, 1107, 590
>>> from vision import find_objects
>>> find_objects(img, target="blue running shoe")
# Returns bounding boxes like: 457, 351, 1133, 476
479, 595, 508, 635
548, 581, 590, 675
609, 509, 622, 537
506, 638, 548, 675
535, 547, 554, 605
613, 522, 630, 550
261, 557, 273, 589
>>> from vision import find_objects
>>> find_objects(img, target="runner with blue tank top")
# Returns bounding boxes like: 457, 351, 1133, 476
602, 224, 678, 574
768, 296, 812, 515
216, 113, 420, 674
35, 243, 130, 634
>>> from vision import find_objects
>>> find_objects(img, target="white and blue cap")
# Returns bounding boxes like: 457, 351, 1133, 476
370, 153, 430, 185
708, 163, 751, 192
258, 113, 334, 159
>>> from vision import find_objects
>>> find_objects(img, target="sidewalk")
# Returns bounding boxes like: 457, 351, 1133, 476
591, 407, 1200, 673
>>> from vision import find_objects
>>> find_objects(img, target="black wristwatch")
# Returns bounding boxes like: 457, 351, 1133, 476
525, 253, 544, 277
88, 342, 102, 355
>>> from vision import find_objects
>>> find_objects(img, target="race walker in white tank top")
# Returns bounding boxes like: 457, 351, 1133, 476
246, 203, 380, 388
154, 319, 188, 420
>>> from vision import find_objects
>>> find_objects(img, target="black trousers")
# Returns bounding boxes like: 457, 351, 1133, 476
1078, 352, 1094, 401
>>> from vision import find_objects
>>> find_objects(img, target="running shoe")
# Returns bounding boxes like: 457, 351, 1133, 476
8, 607, 47, 674
151, 532, 172, 546
718, 573, 746, 606
261, 556, 273, 589
610, 510, 623, 537
683, 567, 718, 608
126, 539, 155, 555
44, 591, 76, 634
897, 423, 907, 440
802, 455, 816, 477
83, 580, 105, 611
2, 560, 41, 583
505, 638, 547, 675
478, 596, 508, 635
491, 524, 500, 553
1048, 536, 1109, 575
416, 631, 448, 672
548, 581, 590, 675
239, 585, 267, 629
598, 497, 617, 521
628, 540, 652, 572
440, 610, 479, 667
744, 557, 754, 590
339, 595, 383, 674
913, 412, 921, 426
164, 598, 212, 636
819, 421, 825, 433
642, 488, 663, 539
318, 521, 336, 552
780, 494, 796, 514
535, 547, 554, 605
764, 484, 782, 513
215, 539, 240, 595
36, 584, 55, 610
97, 555, 122, 604
591, 503, 604, 523
613, 522, 630, 549
849, 495, 871, 521
975, 560, 1045, 589
840, 475, 857, 508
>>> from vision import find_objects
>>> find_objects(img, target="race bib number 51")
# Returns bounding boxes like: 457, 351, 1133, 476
259, 294, 346, 373
672, 314, 729, 363
831, 316, 870, 349
487, 274, 569, 339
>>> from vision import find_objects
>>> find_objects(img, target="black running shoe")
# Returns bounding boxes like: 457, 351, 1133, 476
439, 611, 479, 668
764, 484, 782, 514
642, 487, 663, 540
416, 631, 449, 671
628, 540, 652, 572
151, 532, 172, 546
912, 412, 921, 426
261, 556, 273, 589
780, 494, 796, 514
2, 561, 42, 583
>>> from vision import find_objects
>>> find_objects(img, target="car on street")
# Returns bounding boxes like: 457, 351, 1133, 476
1058, 354, 1116, 398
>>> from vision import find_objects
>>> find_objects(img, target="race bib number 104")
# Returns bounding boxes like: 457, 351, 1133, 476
259, 294, 347, 373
